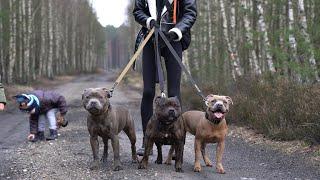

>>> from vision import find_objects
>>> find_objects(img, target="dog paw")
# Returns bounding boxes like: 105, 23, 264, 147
138, 160, 147, 169
216, 164, 225, 174
138, 163, 147, 169
132, 157, 138, 164
89, 161, 99, 170
113, 165, 123, 171
217, 168, 226, 174
205, 160, 213, 167
164, 159, 172, 165
100, 157, 108, 165
194, 165, 201, 172
175, 167, 184, 173
154, 159, 162, 164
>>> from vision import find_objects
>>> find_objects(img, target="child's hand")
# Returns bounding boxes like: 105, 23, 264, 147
27, 134, 35, 140
0, 103, 5, 111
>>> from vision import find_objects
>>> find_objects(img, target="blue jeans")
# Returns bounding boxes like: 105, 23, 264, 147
38, 109, 57, 131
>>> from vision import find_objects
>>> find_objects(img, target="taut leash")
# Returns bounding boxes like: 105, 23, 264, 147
109, 28, 155, 96
154, 28, 166, 97
157, 30, 207, 103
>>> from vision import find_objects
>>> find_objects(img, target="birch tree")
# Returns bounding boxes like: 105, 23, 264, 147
257, 0, 275, 73
47, 0, 53, 78
297, 0, 319, 82
230, 0, 243, 78
288, 0, 301, 82
241, 0, 261, 75
8, 0, 17, 83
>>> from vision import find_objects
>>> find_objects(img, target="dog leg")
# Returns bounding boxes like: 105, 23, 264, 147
101, 138, 109, 165
201, 143, 212, 167
155, 142, 163, 164
138, 136, 154, 169
111, 135, 123, 171
216, 141, 225, 174
124, 127, 138, 163
175, 141, 184, 172
194, 138, 202, 172
165, 145, 174, 165
90, 136, 100, 170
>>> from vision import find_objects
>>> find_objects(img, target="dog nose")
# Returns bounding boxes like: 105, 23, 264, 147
217, 104, 223, 108
169, 109, 175, 115
91, 101, 97, 105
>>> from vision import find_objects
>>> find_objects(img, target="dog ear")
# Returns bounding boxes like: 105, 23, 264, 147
101, 88, 111, 98
82, 89, 88, 100
225, 96, 233, 105
206, 94, 215, 101
172, 96, 181, 106
154, 96, 164, 105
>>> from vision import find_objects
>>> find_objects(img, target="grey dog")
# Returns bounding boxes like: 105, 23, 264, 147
82, 88, 138, 171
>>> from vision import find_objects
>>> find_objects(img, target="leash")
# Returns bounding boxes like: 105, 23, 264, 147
109, 28, 155, 96
154, 28, 166, 97
157, 30, 207, 103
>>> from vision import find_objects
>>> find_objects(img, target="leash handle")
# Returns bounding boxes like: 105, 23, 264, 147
154, 28, 166, 96
158, 30, 207, 103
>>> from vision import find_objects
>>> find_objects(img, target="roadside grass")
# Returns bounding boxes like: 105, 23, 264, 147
181, 76, 320, 146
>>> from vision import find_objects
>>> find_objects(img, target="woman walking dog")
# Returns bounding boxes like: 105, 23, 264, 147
133, 0, 197, 155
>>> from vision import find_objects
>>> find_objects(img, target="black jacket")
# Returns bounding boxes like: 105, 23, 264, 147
133, 0, 197, 50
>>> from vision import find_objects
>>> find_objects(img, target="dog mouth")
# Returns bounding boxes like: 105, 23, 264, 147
212, 109, 225, 119
87, 106, 101, 114
207, 108, 226, 124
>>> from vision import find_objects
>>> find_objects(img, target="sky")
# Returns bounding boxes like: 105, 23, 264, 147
91, 0, 130, 27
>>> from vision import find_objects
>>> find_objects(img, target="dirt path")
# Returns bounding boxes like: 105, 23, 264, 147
0, 73, 319, 180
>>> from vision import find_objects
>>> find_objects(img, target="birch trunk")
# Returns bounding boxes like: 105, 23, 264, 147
70, 3, 77, 71
24, 0, 32, 82
257, 0, 275, 73
241, 0, 261, 75
230, 0, 243, 78
18, 0, 24, 81
8, 0, 17, 83
55, 8, 61, 75
220, 0, 242, 80
47, 0, 53, 78
39, 1, 47, 76
297, 0, 319, 82
0, 1, 2, 82
288, 0, 301, 82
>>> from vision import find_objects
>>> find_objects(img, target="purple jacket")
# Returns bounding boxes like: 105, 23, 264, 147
29, 90, 68, 134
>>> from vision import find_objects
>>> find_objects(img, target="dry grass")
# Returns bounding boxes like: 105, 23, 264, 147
182, 76, 320, 145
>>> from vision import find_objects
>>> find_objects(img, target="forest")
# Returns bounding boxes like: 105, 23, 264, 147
0, 0, 319, 143
0, 0, 107, 84
106, 0, 320, 144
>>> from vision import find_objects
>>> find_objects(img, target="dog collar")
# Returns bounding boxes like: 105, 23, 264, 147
205, 111, 223, 125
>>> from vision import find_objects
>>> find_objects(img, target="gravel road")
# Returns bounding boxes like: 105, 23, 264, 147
0, 73, 319, 180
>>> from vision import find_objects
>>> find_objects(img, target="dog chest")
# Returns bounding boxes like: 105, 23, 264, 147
154, 132, 177, 145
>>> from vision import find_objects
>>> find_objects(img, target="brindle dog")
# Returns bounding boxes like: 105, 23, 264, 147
138, 96, 185, 172
83, 88, 138, 171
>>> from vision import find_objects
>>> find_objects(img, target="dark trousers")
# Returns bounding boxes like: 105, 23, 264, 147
141, 39, 182, 134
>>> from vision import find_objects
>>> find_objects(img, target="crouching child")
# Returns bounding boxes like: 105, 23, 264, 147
14, 90, 68, 142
